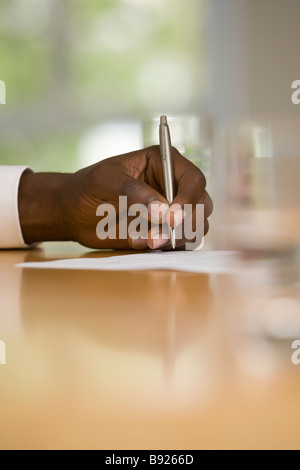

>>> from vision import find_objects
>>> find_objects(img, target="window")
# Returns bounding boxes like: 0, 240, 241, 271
0, 0, 205, 171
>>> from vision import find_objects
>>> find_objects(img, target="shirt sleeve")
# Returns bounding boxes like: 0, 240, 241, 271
0, 166, 31, 249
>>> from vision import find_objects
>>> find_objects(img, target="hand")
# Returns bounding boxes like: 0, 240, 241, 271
19, 146, 213, 250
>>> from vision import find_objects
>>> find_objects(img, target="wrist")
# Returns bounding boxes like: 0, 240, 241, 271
18, 171, 73, 244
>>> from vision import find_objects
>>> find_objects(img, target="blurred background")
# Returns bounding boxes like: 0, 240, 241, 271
1, 1, 300, 449
0, 0, 300, 250
0, 0, 206, 172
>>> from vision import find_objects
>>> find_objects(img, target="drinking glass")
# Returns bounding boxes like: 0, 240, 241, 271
214, 117, 300, 371
220, 118, 300, 262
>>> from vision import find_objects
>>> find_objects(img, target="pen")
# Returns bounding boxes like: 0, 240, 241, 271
159, 115, 176, 250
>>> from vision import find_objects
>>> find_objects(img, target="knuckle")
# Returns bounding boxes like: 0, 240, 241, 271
191, 169, 207, 189
171, 145, 181, 155
204, 220, 210, 235
147, 145, 161, 158
204, 191, 214, 217
120, 177, 136, 197
146, 145, 161, 166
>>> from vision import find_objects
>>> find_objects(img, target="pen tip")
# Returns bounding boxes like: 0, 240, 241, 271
160, 115, 168, 125
171, 229, 176, 250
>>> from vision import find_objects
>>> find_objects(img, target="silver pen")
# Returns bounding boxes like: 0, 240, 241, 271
159, 115, 176, 250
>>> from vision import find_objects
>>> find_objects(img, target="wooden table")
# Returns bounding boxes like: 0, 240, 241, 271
0, 243, 299, 450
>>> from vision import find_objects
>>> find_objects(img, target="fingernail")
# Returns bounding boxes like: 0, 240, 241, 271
148, 201, 169, 224
131, 238, 147, 250
173, 209, 185, 227
153, 237, 169, 250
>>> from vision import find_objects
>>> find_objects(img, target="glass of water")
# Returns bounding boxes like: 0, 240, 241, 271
220, 118, 300, 260
214, 117, 300, 372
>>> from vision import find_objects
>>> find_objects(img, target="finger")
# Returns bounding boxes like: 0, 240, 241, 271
171, 197, 210, 247
174, 219, 209, 250
147, 146, 207, 206
173, 148, 207, 203
147, 224, 170, 250
120, 174, 170, 224
173, 169, 206, 207
128, 236, 148, 250
146, 146, 208, 226
202, 190, 214, 220
168, 190, 213, 231
193, 190, 213, 221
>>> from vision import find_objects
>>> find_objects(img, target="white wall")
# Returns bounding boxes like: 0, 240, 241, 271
205, 0, 300, 119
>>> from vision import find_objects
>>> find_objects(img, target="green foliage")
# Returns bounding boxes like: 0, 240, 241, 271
0, 131, 81, 173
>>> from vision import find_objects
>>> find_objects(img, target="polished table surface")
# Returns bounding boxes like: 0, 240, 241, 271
0, 243, 299, 450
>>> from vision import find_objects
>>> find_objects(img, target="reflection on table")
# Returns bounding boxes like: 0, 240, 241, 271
0, 243, 299, 450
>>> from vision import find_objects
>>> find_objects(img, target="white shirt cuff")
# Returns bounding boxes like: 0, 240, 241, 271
0, 166, 31, 249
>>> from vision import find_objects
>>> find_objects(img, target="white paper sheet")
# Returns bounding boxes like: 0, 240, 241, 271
16, 251, 240, 274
